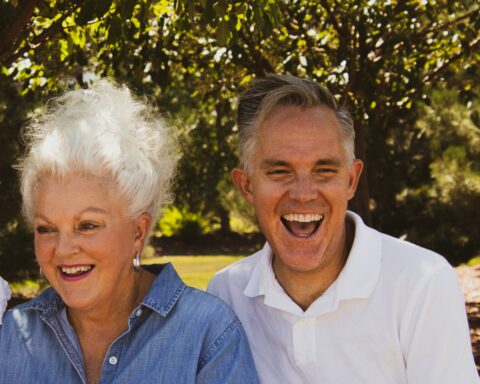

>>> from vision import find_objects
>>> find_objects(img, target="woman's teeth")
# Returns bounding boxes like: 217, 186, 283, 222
61, 265, 93, 276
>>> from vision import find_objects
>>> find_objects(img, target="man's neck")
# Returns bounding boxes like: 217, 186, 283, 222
272, 219, 355, 311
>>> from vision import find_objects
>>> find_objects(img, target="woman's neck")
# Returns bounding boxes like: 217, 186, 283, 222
67, 269, 155, 334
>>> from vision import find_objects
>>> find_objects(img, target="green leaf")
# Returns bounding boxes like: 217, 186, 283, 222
216, 19, 229, 46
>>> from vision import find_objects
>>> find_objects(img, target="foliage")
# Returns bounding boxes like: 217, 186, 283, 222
0, 0, 479, 279
156, 206, 211, 239
0, 75, 36, 282
395, 87, 480, 264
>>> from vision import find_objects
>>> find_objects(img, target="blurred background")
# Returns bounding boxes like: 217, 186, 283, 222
0, 0, 479, 282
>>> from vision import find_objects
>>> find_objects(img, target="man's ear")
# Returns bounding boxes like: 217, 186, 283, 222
231, 168, 254, 204
347, 159, 364, 200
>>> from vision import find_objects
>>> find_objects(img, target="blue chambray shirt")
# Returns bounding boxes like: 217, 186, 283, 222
0, 263, 259, 383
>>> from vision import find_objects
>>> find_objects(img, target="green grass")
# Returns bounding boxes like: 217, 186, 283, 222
143, 255, 244, 290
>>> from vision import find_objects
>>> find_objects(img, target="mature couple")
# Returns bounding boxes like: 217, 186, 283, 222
0, 75, 477, 383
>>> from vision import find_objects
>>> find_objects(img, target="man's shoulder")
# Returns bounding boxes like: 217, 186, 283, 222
375, 231, 454, 286
213, 250, 262, 281
208, 249, 263, 297
380, 231, 448, 265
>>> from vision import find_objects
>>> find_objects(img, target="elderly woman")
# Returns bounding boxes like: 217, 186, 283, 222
0, 81, 259, 383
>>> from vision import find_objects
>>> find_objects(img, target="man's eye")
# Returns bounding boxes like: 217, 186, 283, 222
77, 222, 100, 232
36, 226, 55, 234
267, 169, 289, 175
316, 168, 337, 174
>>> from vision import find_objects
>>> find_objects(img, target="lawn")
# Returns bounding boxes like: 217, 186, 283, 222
143, 255, 244, 290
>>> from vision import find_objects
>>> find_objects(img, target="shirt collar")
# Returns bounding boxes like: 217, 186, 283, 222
141, 263, 186, 317
334, 211, 381, 300
243, 211, 382, 315
22, 287, 64, 317
21, 263, 186, 319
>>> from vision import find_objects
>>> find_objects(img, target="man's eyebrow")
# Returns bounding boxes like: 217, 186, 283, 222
315, 158, 341, 166
261, 159, 291, 168
261, 158, 342, 168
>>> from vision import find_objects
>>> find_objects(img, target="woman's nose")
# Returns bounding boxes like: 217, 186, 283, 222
55, 232, 80, 257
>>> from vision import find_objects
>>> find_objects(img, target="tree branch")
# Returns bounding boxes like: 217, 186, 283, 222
423, 36, 480, 84
419, 7, 479, 37
0, 0, 38, 61
1, 0, 87, 68
237, 28, 275, 76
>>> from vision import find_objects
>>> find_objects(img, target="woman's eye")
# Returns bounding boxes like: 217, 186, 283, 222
77, 222, 99, 232
36, 226, 55, 234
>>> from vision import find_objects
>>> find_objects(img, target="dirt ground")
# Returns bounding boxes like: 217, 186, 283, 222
455, 264, 480, 372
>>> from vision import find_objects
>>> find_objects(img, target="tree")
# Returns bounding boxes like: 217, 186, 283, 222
1, 0, 479, 280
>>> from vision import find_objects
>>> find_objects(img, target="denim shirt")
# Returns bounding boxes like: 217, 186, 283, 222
0, 263, 259, 384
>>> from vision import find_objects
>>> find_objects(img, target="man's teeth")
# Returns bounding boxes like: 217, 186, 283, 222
282, 213, 324, 222
61, 265, 92, 275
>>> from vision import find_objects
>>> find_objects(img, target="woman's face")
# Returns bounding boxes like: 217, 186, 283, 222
33, 175, 149, 312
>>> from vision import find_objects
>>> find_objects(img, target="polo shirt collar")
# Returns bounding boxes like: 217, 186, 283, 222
243, 211, 382, 316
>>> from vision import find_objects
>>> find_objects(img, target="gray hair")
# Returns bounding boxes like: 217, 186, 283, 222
237, 74, 355, 172
18, 79, 176, 226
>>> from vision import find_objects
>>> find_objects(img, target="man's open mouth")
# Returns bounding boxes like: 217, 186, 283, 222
281, 213, 324, 237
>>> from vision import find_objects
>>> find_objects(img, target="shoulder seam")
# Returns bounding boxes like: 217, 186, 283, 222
200, 317, 242, 367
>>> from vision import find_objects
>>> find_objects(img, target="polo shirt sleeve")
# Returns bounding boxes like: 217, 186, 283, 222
196, 317, 260, 384
400, 264, 479, 383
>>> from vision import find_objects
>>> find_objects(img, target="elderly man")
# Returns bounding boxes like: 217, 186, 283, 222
208, 74, 478, 383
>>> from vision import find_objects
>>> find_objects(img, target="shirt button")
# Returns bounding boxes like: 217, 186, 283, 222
109, 356, 118, 365
136, 309, 142, 317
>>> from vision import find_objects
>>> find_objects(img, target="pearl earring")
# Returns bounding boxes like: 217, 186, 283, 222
132, 252, 141, 272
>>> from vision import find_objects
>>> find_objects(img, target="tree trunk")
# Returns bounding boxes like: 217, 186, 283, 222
218, 206, 231, 234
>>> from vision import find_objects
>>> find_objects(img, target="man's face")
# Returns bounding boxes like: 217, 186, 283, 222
233, 105, 362, 276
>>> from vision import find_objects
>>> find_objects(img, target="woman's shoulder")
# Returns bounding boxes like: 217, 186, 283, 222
179, 285, 240, 325
1, 288, 61, 333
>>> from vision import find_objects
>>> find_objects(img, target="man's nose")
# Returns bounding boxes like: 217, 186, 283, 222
288, 175, 318, 202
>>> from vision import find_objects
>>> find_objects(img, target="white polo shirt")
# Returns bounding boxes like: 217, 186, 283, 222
208, 211, 479, 383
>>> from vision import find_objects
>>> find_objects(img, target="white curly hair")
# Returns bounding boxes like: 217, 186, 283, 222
18, 79, 176, 227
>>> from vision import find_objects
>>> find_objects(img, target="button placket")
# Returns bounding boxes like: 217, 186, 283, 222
293, 318, 317, 365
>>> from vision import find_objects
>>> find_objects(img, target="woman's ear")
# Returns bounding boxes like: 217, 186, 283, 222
231, 168, 254, 204
134, 213, 152, 250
